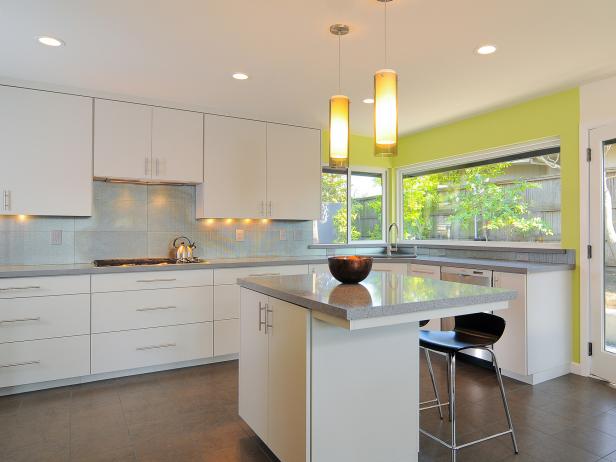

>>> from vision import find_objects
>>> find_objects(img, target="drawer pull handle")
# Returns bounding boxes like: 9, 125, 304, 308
136, 278, 177, 283
136, 306, 177, 312
412, 270, 436, 275
0, 360, 40, 368
136, 342, 176, 351
0, 286, 42, 291
0, 317, 41, 324
249, 273, 280, 277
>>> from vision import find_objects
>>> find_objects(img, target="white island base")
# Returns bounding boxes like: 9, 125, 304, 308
239, 284, 511, 462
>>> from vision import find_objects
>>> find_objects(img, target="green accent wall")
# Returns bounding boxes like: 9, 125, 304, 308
394, 88, 581, 362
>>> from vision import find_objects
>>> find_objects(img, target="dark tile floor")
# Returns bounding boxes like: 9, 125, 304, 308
0, 357, 615, 462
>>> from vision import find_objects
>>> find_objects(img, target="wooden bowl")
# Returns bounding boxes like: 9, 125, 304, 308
328, 256, 373, 284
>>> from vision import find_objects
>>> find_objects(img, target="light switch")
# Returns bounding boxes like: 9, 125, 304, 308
235, 229, 245, 241
279, 229, 287, 241
50, 230, 62, 245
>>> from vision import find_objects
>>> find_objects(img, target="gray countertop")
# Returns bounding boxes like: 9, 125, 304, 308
238, 272, 517, 322
0, 254, 574, 279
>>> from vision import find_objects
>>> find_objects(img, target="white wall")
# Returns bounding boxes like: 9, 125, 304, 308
581, 75, 616, 127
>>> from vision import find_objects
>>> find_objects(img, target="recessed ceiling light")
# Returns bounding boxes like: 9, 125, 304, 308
362, 98, 374, 104
232, 73, 249, 80
37, 36, 64, 47
476, 44, 497, 55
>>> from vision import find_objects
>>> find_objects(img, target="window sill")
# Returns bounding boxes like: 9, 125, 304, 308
398, 240, 565, 253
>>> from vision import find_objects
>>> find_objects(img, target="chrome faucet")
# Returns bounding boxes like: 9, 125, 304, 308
386, 223, 399, 257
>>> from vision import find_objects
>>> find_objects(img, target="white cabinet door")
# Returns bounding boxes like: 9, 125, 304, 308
152, 107, 203, 183
266, 124, 321, 220
493, 272, 527, 376
93, 99, 152, 181
410, 264, 442, 330
214, 284, 240, 320
239, 288, 269, 442
197, 115, 266, 218
0, 86, 93, 216
372, 262, 408, 274
267, 297, 310, 462
214, 318, 240, 356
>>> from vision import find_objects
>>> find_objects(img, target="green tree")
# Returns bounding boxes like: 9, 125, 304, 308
402, 163, 554, 241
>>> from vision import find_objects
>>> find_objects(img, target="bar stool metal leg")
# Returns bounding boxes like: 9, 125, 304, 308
487, 348, 519, 454
424, 348, 444, 420
449, 352, 457, 462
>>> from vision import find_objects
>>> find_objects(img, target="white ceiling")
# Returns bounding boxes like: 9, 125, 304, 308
1, 0, 616, 135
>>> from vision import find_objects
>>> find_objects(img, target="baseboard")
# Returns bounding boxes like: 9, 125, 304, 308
0, 354, 239, 397
569, 362, 585, 376
500, 363, 571, 385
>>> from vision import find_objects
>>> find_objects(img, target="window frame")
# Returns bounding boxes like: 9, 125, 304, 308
320, 164, 389, 244
395, 136, 563, 248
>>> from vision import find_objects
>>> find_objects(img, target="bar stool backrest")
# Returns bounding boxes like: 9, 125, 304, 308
454, 312, 506, 343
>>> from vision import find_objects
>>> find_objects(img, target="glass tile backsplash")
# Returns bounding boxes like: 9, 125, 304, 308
0, 182, 317, 265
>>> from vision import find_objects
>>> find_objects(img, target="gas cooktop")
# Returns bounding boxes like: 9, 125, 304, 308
93, 258, 203, 267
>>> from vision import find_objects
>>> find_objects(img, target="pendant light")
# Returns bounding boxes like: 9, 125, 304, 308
329, 24, 350, 169
374, 0, 398, 157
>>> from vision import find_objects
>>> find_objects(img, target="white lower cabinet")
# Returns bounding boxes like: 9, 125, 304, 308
239, 288, 310, 462
214, 265, 309, 356
409, 264, 442, 330
214, 319, 240, 356
91, 323, 213, 374
0, 294, 90, 343
0, 336, 90, 388
92, 286, 213, 333
372, 262, 409, 274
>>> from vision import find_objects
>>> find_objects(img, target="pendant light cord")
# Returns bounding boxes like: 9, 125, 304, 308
384, 1, 388, 68
338, 34, 342, 94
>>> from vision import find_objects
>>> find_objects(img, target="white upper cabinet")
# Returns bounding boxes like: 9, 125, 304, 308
266, 124, 321, 220
197, 116, 321, 220
0, 86, 93, 216
94, 99, 151, 181
94, 100, 204, 184
151, 107, 203, 183
197, 115, 267, 219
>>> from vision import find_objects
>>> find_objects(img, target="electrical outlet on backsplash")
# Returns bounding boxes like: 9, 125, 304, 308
0, 181, 317, 265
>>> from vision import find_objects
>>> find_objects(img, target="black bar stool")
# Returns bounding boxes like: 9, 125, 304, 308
419, 313, 518, 462
419, 320, 446, 420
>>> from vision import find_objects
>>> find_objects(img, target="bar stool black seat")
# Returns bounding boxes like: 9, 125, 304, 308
419, 313, 518, 462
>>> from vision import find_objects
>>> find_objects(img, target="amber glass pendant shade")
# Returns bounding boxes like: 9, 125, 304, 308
374, 68, 398, 157
329, 95, 350, 168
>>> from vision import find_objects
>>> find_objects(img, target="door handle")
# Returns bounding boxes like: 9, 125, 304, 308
0, 317, 41, 323
136, 306, 176, 312
136, 342, 176, 351
3, 190, 10, 211
258, 301, 266, 332
265, 303, 273, 334
267, 201, 272, 217
156, 158, 160, 176
145, 157, 150, 176
260, 200, 265, 216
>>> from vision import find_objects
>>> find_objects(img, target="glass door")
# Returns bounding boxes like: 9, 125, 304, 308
589, 124, 616, 382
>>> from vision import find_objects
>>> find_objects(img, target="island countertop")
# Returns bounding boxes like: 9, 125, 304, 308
238, 271, 516, 329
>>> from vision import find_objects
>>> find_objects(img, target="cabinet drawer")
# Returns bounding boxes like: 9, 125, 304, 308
372, 263, 408, 274
92, 269, 213, 292
409, 264, 441, 279
92, 286, 213, 333
0, 275, 90, 299
214, 319, 239, 356
91, 323, 213, 374
0, 294, 90, 343
0, 335, 90, 388
214, 284, 240, 320
214, 265, 307, 285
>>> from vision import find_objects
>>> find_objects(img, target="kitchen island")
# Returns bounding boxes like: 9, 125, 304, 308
238, 271, 516, 462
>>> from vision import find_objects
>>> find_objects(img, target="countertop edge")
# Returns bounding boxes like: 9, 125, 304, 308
238, 278, 517, 322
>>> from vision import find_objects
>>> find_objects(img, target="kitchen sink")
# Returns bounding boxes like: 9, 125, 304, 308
93, 258, 203, 267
